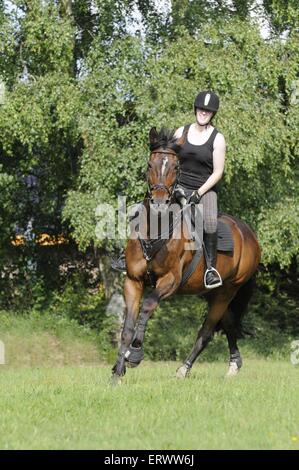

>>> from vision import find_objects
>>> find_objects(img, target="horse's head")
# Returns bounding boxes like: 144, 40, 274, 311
146, 127, 184, 213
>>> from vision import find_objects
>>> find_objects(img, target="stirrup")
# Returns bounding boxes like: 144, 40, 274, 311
204, 267, 223, 289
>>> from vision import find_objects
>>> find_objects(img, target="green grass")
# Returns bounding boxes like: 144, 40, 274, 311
0, 360, 298, 450
0, 310, 103, 367
0, 310, 298, 449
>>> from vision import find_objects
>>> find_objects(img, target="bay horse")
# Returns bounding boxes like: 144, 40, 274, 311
112, 127, 261, 383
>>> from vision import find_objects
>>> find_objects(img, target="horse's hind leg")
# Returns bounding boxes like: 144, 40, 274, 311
176, 288, 237, 379
176, 318, 212, 379
220, 311, 242, 377
222, 278, 255, 376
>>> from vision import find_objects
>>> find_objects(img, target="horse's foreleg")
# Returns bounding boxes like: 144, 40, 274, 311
176, 288, 237, 379
130, 272, 179, 362
130, 290, 159, 349
112, 277, 143, 380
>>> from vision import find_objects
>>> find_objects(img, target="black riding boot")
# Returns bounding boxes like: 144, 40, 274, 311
111, 250, 127, 272
204, 232, 222, 288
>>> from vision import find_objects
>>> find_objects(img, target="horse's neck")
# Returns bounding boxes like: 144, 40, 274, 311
144, 200, 186, 245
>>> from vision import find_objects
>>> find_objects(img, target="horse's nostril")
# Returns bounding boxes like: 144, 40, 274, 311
165, 199, 170, 204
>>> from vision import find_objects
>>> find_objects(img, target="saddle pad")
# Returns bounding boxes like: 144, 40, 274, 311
217, 219, 234, 252
188, 210, 234, 252
180, 217, 233, 287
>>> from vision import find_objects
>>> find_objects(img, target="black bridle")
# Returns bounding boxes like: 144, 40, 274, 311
146, 148, 180, 202
137, 147, 184, 264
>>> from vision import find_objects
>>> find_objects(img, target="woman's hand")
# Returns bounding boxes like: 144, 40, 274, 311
188, 191, 202, 204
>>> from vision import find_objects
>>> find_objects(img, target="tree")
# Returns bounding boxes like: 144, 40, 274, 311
63, 15, 299, 271
0, 0, 298, 310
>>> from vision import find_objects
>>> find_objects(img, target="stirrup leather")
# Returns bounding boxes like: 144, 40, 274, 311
204, 267, 223, 289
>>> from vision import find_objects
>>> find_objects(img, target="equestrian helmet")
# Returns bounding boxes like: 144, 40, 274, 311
194, 91, 219, 113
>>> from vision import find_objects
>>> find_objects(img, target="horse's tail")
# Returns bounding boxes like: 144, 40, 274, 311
218, 277, 255, 338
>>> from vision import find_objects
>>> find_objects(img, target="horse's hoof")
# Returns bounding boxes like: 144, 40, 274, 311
226, 362, 240, 377
110, 374, 122, 386
126, 345, 144, 367
126, 361, 139, 369
176, 364, 190, 379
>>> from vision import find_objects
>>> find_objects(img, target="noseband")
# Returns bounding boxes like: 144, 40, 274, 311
147, 148, 180, 200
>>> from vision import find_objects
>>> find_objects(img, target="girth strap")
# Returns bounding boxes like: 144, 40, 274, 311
179, 247, 202, 287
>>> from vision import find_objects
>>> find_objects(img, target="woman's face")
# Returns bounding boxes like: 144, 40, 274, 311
195, 107, 213, 126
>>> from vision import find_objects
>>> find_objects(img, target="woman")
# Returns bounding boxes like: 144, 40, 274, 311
174, 90, 226, 288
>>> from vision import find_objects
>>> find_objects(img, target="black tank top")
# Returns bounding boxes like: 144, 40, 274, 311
177, 124, 218, 192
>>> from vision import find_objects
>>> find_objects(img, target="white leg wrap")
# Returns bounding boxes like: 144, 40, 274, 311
176, 364, 190, 379
226, 361, 240, 377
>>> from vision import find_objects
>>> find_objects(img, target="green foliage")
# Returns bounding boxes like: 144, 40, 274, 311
145, 296, 207, 361
62, 16, 298, 271
0, 164, 15, 244
19, 1, 74, 76
258, 198, 299, 268
0, 3, 82, 289
263, 0, 299, 34
0, 1, 298, 344
47, 273, 107, 328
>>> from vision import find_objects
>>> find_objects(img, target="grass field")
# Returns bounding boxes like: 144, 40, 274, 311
0, 310, 298, 450
0, 360, 298, 450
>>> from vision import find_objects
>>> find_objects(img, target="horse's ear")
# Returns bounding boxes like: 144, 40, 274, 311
149, 127, 158, 145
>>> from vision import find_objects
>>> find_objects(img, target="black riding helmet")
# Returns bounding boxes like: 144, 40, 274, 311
194, 90, 219, 113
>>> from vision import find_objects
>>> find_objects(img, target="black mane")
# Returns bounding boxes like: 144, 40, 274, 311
149, 128, 177, 152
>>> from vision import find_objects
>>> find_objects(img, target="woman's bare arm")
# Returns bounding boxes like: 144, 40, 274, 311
197, 133, 226, 196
